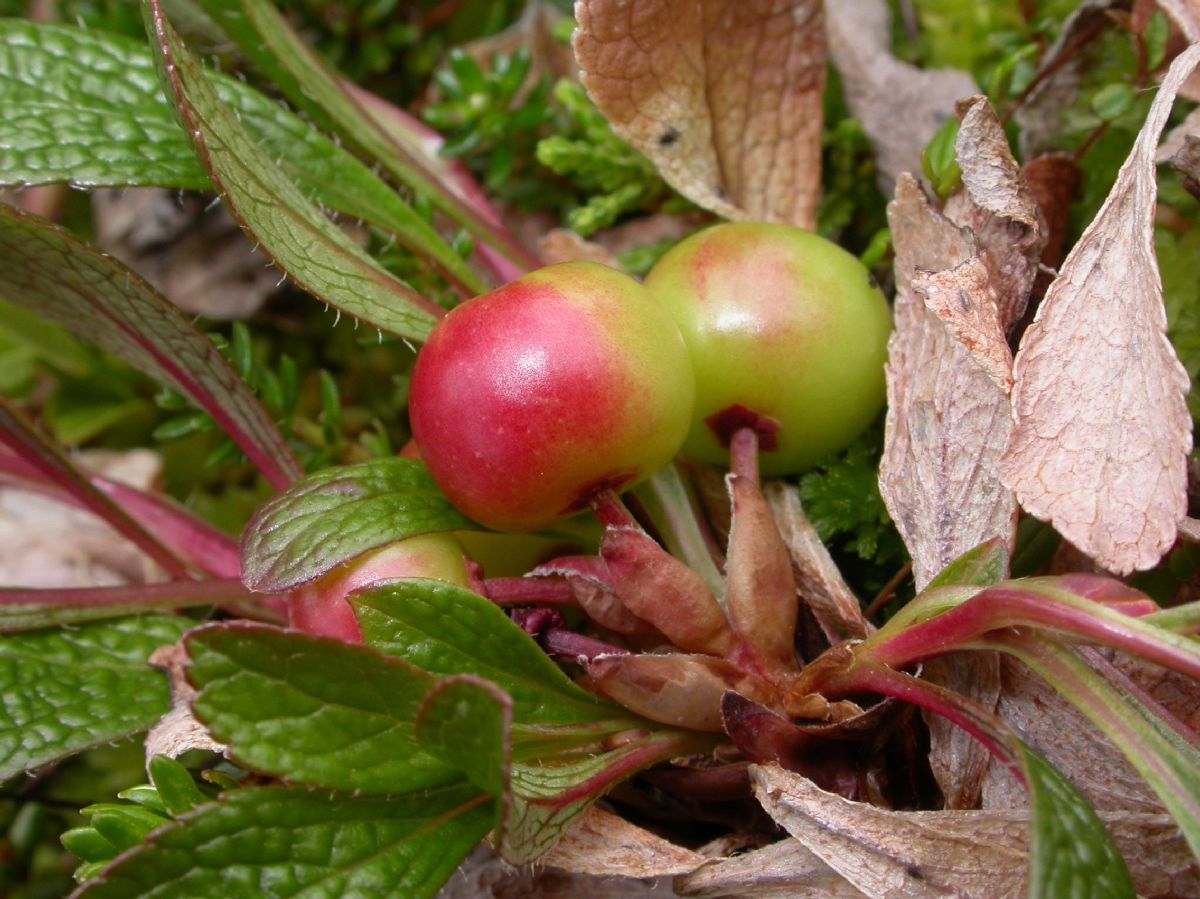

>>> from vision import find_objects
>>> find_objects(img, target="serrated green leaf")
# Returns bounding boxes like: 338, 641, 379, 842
926, 538, 1010, 589
0, 204, 301, 490
1021, 743, 1135, 898
0, 616, 187, 781
353, 579, 617, 726
414, 676, 511, 797
74, 784, 491, 899
193, 0, 536, 269
0, 21, 485, 294
185, 623, 459, 794
145, 0, 445, 341
148, 756, 205, 817
240, 457, 472, 592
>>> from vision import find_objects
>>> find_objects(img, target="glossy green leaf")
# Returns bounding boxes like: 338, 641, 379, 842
0, 205, 301, 490
240, 458, 473, 592
353, 579, 617, 725
61, 827, 118, 864
185, 623, 458, 794
1021, 743, 1136, 898
926, 537, 1010, 589
148, 756, 206, 817
193, 0, 536, 268
0, 616, 187, 781
84, 804, 171, 852
145, 0, 445, 340
74, 784, 491, 899
0, 21, 484, 294
414, 676, 511, 797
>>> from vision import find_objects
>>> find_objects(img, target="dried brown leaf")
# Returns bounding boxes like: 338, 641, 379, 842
440, 843, 677, 898
1000, 45, 1200, 576
574, 0, 826, 228
763, 482, 870, 640
879, 175, 1018, 590
944, 97, 1046, 328
1160, 0, 1200, 41
752, 762, 1029, 898
540, 806, 705, 877
677, 837, 867, 897
981, 654, 1164, 815
757, 761, 1194, 899
922, 654, 1001, 810
911, 259, 1013, 393
537, 229, 620, 268
145, 642, 225, 762
825, 0, 976, 191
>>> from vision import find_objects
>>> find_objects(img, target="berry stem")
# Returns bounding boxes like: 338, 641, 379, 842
591, 489, 641, 530
729, 426, 761, 485
483, 576, 578, 606
543, 628, 630, 662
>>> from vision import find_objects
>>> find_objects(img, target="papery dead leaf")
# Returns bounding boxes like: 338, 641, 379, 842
911, 259, 1013, 393
1168, 133, 1200, 199
1160, 0, 1200, 41
879, 175, 1018, 591
825, 0, 976, 192
763, 482, 870, 640
0, 449, 161, 587
94, 189, 278, 320
757, 761, 1195, 899
574, 0, 826, 228
677, 837, 867, 897
922, 654, 1000, 810
943, 97, 1045, 328
537, 228, 619, 267
145, 642, 225, 762
1106, 648, 1200, 735
541, 805, 705, 877
752, 762, 1029, 898
1001, 45, 1200, 576
440, 843, 678, 898
981, 654, 1164, 815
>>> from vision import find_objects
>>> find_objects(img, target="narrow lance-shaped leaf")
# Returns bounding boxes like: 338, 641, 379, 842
0, 21, 485, 295
240, 458, 474, 592
992, 634, 1200, 865
185, 623, 460, 795
145, 0, 445, 340
194, 0, 538, 270
1001, 44, 1200, 575
0, 395, 190, 577
73, 784, 492, 899
0, 616, 189, 780
0, 204, 301, 490
806, 663, 1134, 897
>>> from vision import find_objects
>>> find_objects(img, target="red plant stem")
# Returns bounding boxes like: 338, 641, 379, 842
590, 489, 641, 530
818, 661, 1027, 786
0, 577, 285, 624
866, 586, 1200, 680
0, 405, 192, 580
483, 576, 578, 606
729, 426, 760, 485
543, 628, 630, 662
536, 731, 713, 808
0, 452, 241, 578
1080, 646, 1200, 752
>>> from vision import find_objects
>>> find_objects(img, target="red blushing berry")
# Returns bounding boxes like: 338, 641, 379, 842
409, 262, 694, 531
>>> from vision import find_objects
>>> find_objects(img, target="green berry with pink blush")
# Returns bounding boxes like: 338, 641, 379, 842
644, 221, 892, 475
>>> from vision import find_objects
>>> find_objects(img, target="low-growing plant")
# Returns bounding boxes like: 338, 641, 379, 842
0, 2, 1197, 898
